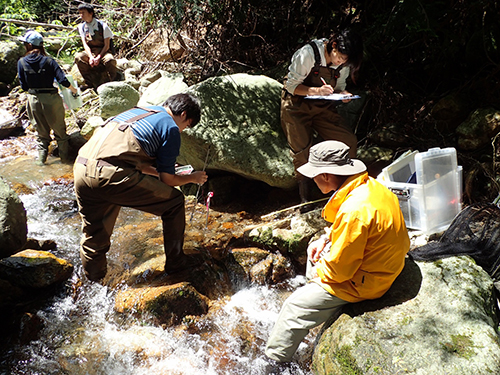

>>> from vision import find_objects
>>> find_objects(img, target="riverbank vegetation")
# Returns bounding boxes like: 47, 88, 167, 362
2, 0, 500, 202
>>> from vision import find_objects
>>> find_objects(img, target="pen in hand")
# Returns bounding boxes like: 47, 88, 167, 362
320, 77, 327, 86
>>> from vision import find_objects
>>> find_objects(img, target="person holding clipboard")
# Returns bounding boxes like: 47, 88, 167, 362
280, 28, 363, 203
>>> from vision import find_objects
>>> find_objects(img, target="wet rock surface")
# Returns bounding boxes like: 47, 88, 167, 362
115, 281, 210, 327
0, 176, 27, 257
313, 256, 500, 375
0, 249, 73, 288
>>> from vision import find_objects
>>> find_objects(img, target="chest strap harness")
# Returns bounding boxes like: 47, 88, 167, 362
77, 107, 162, 168
308, 41, 342, 81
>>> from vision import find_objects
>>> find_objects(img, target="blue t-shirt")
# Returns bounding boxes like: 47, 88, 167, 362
113, 106, 180, 175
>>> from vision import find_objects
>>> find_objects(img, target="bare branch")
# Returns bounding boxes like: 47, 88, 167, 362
0, 17, 75, 31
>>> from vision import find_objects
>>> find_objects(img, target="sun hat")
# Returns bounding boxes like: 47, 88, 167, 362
297, 140, 366, 178
18, 30, 43, 47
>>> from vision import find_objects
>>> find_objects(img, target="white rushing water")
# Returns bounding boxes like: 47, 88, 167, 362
3, 169, 314, 375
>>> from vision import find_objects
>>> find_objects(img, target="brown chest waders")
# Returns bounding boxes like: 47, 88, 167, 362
281, 41, 358, 180
74, 108, 192, 280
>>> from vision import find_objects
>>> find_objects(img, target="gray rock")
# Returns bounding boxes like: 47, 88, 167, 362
225, 247, 295, 286
70, 64, 84, 87
80, 115, 105, 140
0, 250, 73, 288
97, 82, 140, 119
137, 71, 188, 106
357, 145, 394, 165
0, 108, 22, 139
456, 108, 500, 151
0, 176, 27, 258
312, 256, 500, 375
139, 70, 162, 91
116, 58, 142, 89
179, 73, 295, 189
244, 208, 325, 268
114, 281, 209, 327
0, 40, 25, 85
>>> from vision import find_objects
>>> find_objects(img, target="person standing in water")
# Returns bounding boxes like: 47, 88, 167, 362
17, 30, 77, 165
74, 93, 208, 281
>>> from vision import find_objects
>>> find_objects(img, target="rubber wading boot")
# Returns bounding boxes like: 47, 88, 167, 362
37, 148, 48, 165
164, 240, 205, 274
57, 139, 72, 164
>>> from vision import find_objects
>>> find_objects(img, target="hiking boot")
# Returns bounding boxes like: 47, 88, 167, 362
164, 254, 205, 274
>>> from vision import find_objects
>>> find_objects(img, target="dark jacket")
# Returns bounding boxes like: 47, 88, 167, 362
17, 53, 70, 91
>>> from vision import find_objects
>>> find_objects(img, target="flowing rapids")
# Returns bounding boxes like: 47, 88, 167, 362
0, 155, 313, 375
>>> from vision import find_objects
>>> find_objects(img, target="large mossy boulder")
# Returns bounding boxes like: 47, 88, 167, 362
179, 73, 295, 189
0, 40, 25, 85
0, 176, 27, 258
97, 82, 140, 119
137, 71, 188, 106
312, 256, 500, 375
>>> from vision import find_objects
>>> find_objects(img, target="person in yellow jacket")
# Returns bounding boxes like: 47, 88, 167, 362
265, 140, 410, 363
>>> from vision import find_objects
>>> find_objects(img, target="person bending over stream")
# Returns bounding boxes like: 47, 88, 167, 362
74, 93, 207, 281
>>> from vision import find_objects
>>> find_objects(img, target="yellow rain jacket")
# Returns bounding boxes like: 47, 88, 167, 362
315, 172, 410, 303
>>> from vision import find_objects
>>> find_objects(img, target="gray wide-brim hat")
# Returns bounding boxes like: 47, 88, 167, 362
297, 140, 366, 178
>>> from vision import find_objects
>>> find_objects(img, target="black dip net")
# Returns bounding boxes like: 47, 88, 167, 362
409, 203, 500, 293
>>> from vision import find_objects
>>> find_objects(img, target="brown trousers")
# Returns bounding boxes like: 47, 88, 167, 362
281, 93, 357, 180
75, 48, 117, 88
73, 123, 185, 281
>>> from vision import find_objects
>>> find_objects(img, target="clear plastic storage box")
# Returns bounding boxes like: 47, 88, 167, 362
377, 147, 462, 234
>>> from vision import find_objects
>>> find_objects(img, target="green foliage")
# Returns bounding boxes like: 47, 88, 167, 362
0, 0, 34, 20
0, 0, 67, 23
148, 0, 360, 75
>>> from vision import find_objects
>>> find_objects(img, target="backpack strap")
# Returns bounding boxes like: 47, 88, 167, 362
97, 20, 116, 54
308, 41, 322, 76
19, 55, 48, 74
117, 107, 162, 131
309, 40, 343, 80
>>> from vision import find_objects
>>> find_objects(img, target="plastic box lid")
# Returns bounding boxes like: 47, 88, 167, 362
377, 147, 462, 234
377, 150, 418, 183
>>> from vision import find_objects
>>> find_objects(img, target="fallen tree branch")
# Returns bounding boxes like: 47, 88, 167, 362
0, 17, 75, 31
260, 197, 329, 220
0, 17, 135, 44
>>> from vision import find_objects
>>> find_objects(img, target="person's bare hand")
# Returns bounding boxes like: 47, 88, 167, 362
317, 84, 334, 96
192, 171, 208, 185
308, 227, 331, 262
308, 238, 327, 263
341, 90, 353, 103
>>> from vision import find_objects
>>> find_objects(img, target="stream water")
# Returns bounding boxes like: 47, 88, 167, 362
0, 136, 314, 375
